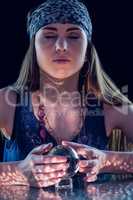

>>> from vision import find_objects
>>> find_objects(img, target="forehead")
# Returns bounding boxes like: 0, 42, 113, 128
41, 23, 83, 32
36, 23, 88, 41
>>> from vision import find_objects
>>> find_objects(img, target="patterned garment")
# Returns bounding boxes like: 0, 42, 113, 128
3, 91, 111, 184
27, 0, 92, 41
3, 91, 108, 161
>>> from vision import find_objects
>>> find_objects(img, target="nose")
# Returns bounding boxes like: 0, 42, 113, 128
55, 37, 68, 52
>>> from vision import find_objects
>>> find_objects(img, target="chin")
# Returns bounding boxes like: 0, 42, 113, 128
42, 68, 80, 80
52, 72, 76, 80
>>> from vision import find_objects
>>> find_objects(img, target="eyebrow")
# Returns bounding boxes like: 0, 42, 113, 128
43, 27, 81, 32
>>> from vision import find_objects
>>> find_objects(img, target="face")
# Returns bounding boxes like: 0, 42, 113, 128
35, 23, 88, 79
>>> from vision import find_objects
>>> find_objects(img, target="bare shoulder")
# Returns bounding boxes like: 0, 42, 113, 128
0, 86, 17, 138
103, 102, 133, 141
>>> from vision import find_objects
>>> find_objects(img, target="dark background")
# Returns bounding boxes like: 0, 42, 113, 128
0, 0, 133, 100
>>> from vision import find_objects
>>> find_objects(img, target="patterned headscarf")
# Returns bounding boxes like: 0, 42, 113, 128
27, 0, 92, 41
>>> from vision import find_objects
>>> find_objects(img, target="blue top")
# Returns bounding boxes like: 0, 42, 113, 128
3, 91, 108, 162
3, 90, 111, 183
3, 91, 133, 184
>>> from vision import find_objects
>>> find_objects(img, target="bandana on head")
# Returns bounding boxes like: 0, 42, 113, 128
27, 0, 92, 41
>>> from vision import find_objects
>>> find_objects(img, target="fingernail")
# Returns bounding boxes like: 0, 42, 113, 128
42, 143, 53, 152
87, 172, 91, 176
46, 143, 53, 147
66, 163, 69, 168
63, 164, 69, 170
79, 168, 84, 172
91, 171, 96, 175
81, 160, 88, 167
57, 178, 61, 183
48, 143, 53, 146
62, 171, 66, 175
62, 141, 67, 145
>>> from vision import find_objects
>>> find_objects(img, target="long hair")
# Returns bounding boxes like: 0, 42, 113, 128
12, 37, 131, 106
12, 37, 40, 92
82, 42, 131, 105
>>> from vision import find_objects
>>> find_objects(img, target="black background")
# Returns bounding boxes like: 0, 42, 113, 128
0, 0, 133, 100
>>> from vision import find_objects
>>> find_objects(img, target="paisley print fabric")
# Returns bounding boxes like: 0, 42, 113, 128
3, 91, 108, 161
27, 0, 92, 41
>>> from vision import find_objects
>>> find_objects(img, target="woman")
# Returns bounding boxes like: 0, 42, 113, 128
0, 0, 133, 188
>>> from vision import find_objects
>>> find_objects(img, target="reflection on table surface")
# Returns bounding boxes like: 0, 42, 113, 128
0, 180, 133, 200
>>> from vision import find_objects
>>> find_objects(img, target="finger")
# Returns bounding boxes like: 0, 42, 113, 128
32, 154, 68, 165
62, 141, 95, 159
34, 163, 69, 173
38, 178, 62, 188
62, 141, 86, 150
79, 166, 98, 174
78, 148, 99, 160
62, 141, 88, 157
34, 170, 67, 181
79, 159, 97, 168
43, 155, 68, 164
84, 174, 97, 182
79, 160, 99, 174
38, 190, 61, 199
79, 166, 88, 173
31, 143, 53, 155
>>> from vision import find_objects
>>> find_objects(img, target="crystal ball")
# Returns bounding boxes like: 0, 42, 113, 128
48, 145, 79, 177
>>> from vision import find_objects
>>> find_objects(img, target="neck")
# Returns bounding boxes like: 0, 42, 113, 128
40, 70, 80, 93
39, 70, 80, 106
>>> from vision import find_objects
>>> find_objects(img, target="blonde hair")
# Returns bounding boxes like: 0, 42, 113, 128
12, 37, 131, 106
86, 43, 131, 105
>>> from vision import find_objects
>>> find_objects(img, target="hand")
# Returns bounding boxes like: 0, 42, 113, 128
37, 190, 62, 200
18, 143, 69, 188
62, 141, 107, 182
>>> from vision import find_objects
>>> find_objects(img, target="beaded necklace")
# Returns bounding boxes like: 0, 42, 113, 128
37, 96, 86, 143
37, 103, 47, 142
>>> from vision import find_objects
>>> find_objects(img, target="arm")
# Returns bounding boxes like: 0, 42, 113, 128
101, 150, 133, 174
0, 161, 29, 186
0, 88, 8, 128
101, 104, 133, 173
0, 143, 68, 188
0, 87, 16, 138
62, 141, 133, 183
116, 104, 133, 142
104, 103, 133, 142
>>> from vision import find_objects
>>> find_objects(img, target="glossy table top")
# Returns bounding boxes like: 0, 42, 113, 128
0, 180, 133, 200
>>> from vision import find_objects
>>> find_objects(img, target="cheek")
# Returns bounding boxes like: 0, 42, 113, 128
35, 45, 50, 66
35, 38, 49, 62
74, 40, 87, 58
72, 52, 86, 73
74, 45, 86, 65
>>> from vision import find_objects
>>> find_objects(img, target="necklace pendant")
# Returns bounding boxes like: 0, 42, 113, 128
40, 129, 46, 141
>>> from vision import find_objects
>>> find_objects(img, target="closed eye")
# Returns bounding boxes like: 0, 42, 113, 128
68, 36, 80, 39
44, 36, 57, 38
44, 36, 80, 39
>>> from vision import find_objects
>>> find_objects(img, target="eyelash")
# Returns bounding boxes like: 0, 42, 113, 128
44, 36, 80, 39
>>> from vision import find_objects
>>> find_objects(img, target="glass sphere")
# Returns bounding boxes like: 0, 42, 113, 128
48, 145, 79, 177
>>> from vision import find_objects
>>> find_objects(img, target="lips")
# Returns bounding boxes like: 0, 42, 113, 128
53, 58, 70, 61
53, 58, 70, 63
54, 59, 70, 61
53, 56, 70, 62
